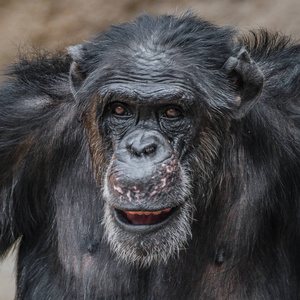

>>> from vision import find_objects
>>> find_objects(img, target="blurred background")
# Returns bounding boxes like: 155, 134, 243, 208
0, 0, 300, 298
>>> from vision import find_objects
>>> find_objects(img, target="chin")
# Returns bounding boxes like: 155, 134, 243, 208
102, 200, 195, 267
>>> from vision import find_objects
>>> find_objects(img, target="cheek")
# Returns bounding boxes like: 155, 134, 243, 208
101, 115, 134, 140
170, 132, 195, 160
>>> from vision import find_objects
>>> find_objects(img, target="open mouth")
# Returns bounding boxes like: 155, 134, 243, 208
114, 207, 175, 226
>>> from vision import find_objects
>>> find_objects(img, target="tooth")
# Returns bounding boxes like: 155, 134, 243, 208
124, 208, 172, 216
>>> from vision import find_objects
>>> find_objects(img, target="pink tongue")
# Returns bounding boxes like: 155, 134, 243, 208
124, 209, 172, 225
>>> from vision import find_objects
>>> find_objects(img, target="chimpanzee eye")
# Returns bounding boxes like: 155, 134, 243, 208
111, 103, 131, 117
164, 106, 183, 119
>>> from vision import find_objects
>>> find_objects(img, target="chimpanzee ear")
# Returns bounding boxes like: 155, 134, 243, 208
67, 44, 86, 96
224, 48, 264, 119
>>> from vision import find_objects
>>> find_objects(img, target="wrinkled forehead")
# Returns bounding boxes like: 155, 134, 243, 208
98, 82, 195, 108
105, 39, 190, 77
97, 43, 196, 97
128, 43, 179, 70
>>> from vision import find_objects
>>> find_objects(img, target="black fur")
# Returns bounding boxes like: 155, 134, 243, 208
0, 13, 299, 299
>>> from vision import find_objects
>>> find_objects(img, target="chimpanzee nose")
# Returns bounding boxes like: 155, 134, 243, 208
121, 129, 172, 163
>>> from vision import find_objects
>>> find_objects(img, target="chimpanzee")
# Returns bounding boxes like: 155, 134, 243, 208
0, 13, 299, 299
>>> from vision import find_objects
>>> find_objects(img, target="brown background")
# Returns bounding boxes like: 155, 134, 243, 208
1, 0, 300, 298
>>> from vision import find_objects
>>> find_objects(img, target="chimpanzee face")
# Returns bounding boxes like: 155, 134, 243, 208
99, 80, 199, 266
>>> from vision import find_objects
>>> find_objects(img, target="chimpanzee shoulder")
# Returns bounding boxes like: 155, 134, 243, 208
2, 51, 72, 100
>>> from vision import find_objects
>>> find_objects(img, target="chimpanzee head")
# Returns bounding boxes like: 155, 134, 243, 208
67, 14, 263, 266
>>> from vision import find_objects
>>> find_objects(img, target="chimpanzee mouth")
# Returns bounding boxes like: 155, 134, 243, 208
113, 207, 177, 231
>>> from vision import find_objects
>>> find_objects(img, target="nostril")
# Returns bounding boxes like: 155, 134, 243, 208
143, 144, 157, 156
127, 144, 141, 157
127, 143, 157, 157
